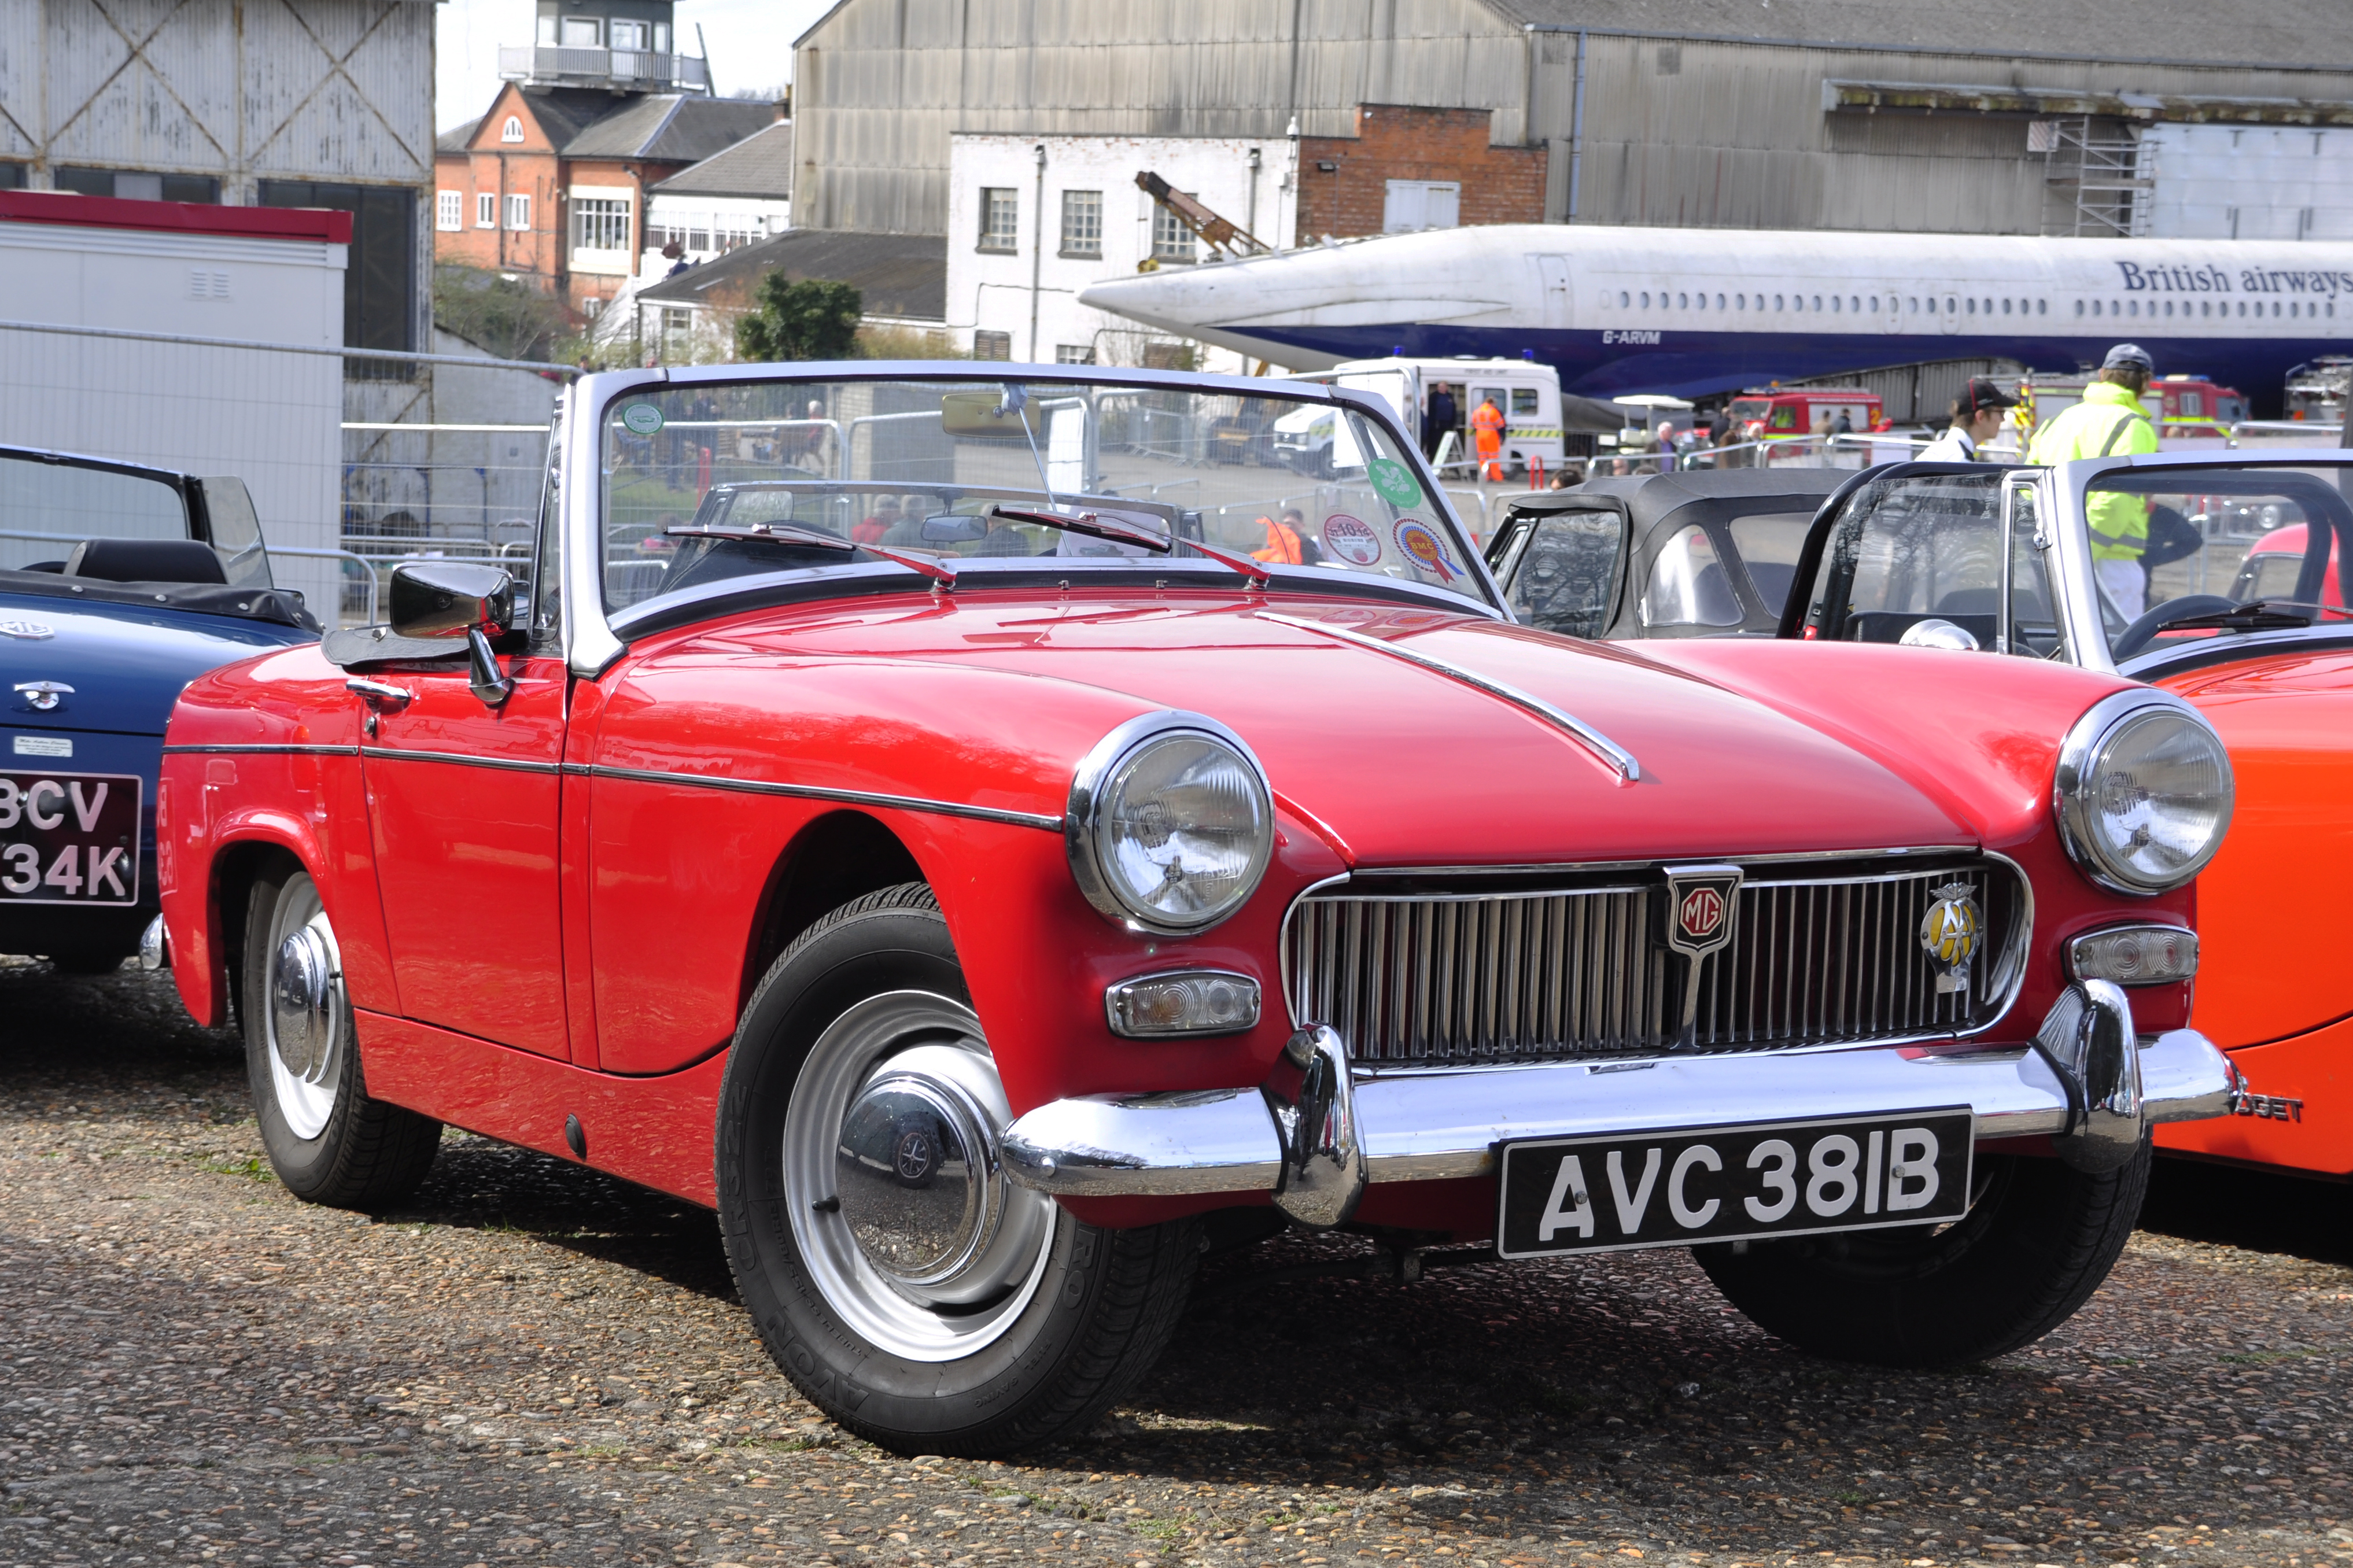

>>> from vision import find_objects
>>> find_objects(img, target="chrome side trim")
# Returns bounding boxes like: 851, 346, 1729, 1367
1257, 610, 1639, 784
360, 748, 562, 775
997, 1027, 2237, 1200
574, 760, 1064, 831
160, 743, 359, 757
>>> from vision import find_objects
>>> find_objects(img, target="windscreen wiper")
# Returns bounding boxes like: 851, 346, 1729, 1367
663, 521, 958, 588
2151, 599, 2314, 634
982, 503, 1271, 588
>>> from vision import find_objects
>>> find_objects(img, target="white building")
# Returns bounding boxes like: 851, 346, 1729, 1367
638, 120, 795, 276
944, 133, 1299, 370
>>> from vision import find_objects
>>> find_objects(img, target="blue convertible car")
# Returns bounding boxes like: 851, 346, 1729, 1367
1, 446, 319, 971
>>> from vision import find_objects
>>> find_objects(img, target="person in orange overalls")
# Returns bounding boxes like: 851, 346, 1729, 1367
1471, 392, 1507, 481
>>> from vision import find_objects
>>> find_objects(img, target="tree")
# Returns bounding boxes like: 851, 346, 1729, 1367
735, 275, 864, 361
431, 265, 570, 363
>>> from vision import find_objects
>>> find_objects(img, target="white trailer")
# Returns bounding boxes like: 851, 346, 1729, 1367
0, 192, 347, 611
1292, 357, 1567, 480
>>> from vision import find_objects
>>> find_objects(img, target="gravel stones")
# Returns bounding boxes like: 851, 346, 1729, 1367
3, 957, 2350, 1567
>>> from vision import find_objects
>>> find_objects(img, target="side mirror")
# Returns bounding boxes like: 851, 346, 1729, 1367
388, 560, 517, 707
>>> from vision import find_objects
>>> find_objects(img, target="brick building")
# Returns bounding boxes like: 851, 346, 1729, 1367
434, 85, 773, 321
1293, 105, 1547, 244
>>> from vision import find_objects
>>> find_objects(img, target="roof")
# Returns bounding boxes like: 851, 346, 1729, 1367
0, 190, 351, 245
436, 116, 483, 154
561, 94, 777, 163
639, 229, 946, 321
1531, 468, 1849, 533
1483, 0, 2353, 69
652, 121, 795, 200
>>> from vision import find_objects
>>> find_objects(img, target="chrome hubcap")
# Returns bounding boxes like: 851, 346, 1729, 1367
271, 927, 337, 1080
263, 879, 345, 1142
785, 992, 1055, 1361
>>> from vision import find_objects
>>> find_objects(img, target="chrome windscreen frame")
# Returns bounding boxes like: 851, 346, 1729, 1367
557, 362, 1502, 680
2048, 448, 2353, 678
1274, 846, 2035, 1066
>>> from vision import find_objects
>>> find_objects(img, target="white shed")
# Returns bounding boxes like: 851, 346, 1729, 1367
0, 193, 348, 612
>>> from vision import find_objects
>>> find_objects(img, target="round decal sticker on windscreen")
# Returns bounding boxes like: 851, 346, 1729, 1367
1393, 518, 1461, 582
1367, 457, 1423, 509
621, 403, 666, 435
1321, 514, 1383, 566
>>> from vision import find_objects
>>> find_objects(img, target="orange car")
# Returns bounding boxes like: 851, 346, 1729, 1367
1761, 453, 2353, 1181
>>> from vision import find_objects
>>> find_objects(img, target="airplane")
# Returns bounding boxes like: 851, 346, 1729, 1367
1076, 223, 2353, 411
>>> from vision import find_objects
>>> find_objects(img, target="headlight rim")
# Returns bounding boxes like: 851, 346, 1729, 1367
1066, 709, 1275, 936
2053, 688, 2234, 896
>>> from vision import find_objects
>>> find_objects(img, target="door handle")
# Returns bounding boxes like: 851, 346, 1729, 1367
345, 677, 415, 705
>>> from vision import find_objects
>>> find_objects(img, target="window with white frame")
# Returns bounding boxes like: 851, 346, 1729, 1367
501, 116, 525, 145
1382, 180, 1461, 233
1060, 190, 1101, 257
475, 192, 496, 228
437, 190, 462, 231
559, 16, 598, 45
1055, 344, 1096, 364
506, 193, 530, 231
1151, 200, 1196, 264
608, 19, 647, 50
978, 188, 1018, 253
972, 330, 1012, 360
573, 196, 631, 253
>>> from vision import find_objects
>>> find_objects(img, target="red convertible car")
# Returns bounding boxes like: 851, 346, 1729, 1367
160, 367, 2236, 1456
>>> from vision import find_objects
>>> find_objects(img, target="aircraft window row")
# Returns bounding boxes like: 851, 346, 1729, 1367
1613, 290, 2050, 317
1609, 288, 2340, 323
2074, 296, 2334, 319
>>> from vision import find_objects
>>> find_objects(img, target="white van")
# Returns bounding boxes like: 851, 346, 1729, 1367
1293, 357, 1568, 480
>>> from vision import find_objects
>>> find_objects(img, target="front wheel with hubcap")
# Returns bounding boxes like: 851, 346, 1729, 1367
242, 858, 442, 1207
1696, 1143, 2151, 1368
717, 883, 1201, 1457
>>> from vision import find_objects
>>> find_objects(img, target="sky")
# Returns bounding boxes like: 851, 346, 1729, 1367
434, 0, 828, 131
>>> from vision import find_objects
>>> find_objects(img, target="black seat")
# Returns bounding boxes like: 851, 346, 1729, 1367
64, 538, 227, 585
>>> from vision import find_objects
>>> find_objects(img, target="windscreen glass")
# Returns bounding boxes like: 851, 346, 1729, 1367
1723, 510, 1813, 616
1793, 470, 2063, 656
1640, 524, 1743, 628
598, 377, 1486, 618
0, 453, 187, 572
2086, 464, 2351, 663
1500, 510, 1624, 638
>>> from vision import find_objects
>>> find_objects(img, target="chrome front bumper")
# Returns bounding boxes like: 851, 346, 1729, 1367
1000, 983, 2238, 1228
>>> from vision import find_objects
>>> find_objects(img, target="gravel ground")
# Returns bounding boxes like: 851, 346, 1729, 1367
5, 958, 2352, 1568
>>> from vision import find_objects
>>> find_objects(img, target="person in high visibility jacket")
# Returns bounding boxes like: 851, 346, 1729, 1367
2027, 344, 2160, 619
1252, 507, 1313, 565
1471, 392, 1507, 481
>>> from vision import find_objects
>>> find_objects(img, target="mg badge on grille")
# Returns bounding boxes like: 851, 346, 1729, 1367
1919, 881, 1982, 996
1662, 864, 1743, 1047
1663, 864, 1742, 960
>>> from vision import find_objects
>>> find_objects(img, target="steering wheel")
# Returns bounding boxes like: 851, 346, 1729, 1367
2111, 593, 2236, 661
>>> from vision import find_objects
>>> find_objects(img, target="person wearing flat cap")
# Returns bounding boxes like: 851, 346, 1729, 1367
2028, 344, 2161, 618
1919, 377, 2020, 463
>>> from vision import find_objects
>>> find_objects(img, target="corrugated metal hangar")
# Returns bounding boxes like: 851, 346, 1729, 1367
789, 0, 2353, 241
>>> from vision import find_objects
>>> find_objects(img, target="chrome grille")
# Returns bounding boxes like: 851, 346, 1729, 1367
1284, 859, 2021, 1065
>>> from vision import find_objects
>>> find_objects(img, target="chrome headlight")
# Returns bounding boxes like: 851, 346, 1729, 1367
2054, 691, 2234, 895
1068, 712, 1274, 935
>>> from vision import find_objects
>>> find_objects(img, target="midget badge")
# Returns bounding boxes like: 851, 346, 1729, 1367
1919, 881, 1982, 997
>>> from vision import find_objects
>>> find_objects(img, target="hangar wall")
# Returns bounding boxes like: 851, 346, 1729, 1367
790, 0, 2353, 242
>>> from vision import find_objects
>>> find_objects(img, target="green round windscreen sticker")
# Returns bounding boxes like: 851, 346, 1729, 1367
1367, 457, 1422, 508
621, 402, 665, 435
